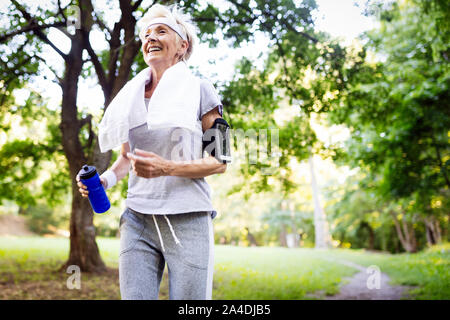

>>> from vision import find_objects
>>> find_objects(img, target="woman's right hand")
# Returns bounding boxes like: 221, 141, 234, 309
76, 175, 107, 198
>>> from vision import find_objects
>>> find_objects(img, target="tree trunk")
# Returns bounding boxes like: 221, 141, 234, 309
424, 216, 442, 245
245, 227, 258, 246
279, 224, 287, 247
60, 188, 106, 273
58, 0, 141, 274
408, 220, 417, 252
308, 155, 331, 249
390, 211, 417, 253
361, 222, 375, 250
298, 232, 305, 247
59, 28, 106, 273
425, 223, 435, 246
17, 206, 27, 215
435, 219, 442, 243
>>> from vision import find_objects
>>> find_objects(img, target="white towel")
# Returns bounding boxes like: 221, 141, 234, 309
98, 61, 200, 153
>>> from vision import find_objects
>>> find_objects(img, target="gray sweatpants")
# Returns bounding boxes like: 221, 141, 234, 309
118, 207, 214, 300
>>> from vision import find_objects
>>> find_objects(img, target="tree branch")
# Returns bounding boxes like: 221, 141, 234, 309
106, 21, 122, 88
131, 0, 145, 12
78, 114, 94, 153
33, 54, 63, 86
111, 36, 138, 53
227, 0, 318, 43
81, 29, 109, 95
140, 1, 155, 16
93, 11, 112, 36
57, 0, 67, 22
105, 0, 141, 103
274, 37, 302, 102
55, 25, 74, 40
10, 0, 69, 62
0, 21, 66, 43
78, 114, 92, 129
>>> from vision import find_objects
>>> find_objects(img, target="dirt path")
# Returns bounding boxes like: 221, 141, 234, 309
323, 259, 413, 300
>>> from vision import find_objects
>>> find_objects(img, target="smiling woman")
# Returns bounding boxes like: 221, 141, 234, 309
140, 22, 189, 93
77, 3, 228, 301
138, 5, 197, 62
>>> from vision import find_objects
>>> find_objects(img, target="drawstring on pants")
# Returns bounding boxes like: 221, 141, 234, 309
152, 214, 183, 252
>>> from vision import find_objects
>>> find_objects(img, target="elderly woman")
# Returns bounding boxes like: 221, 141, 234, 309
76, 4, 228, 300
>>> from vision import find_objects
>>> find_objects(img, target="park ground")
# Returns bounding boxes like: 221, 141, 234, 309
0, 237, 448, 300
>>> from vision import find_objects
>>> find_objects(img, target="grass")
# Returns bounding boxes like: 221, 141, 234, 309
0, 237, 448, 299
0, 237, 121, 299
213, 246, 355, 299
321, 243, 450, 300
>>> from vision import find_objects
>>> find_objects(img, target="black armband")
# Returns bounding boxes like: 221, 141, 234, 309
202, 118, 232, 164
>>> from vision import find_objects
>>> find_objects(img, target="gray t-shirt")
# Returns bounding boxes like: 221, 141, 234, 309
125, 78, 223, 219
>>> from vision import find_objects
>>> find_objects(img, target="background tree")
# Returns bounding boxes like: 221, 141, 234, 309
327, 0, 449, 252
219, 2, 352, 247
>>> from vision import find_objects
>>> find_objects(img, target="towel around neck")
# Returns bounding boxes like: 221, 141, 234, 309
98, 61, 201, 153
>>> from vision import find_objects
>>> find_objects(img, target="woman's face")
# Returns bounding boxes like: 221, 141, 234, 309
141, 23, 188, 68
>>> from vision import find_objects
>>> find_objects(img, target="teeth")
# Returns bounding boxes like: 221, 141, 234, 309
148, 47, 161, 53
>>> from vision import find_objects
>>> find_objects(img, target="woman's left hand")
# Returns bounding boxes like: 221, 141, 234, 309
127, 148, 172, 178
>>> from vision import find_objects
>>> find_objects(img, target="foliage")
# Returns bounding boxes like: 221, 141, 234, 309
330, 0, 449, 200
0, 89, 67, 209
24, 203, 65, 235
326, 173, 406, 252
326, 0, 449, 251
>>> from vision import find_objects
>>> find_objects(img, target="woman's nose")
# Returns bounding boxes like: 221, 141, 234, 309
145, 29, 159, 41
144, 35, 156, 45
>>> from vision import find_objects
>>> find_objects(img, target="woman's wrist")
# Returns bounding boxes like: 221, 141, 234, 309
100, 170, 117, 189
168, 157, 225, 178
166, 160, 179, 176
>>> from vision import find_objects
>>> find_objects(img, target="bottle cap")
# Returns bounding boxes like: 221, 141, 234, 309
78, 165, 97, 179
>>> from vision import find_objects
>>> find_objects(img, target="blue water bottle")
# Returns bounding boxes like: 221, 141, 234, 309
78, 165, 111, 214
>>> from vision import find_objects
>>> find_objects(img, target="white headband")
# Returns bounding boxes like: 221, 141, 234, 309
144, 17, 188, 41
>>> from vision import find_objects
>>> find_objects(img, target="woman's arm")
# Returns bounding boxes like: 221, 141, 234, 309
127, 107, 227, 180
169, 155, 225, 178
77, 142, 131, 196
201, 105, 227, 165
109, 142, 132, 182
174, 107, 227, 178
173, 106, 227, 178
128, 149, 226, 179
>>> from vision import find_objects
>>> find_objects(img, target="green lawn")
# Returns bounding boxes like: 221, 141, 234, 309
0, 237, 448, 299
321, 243, 450, 300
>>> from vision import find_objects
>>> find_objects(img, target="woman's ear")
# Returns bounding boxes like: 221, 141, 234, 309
177, 40, 189, 60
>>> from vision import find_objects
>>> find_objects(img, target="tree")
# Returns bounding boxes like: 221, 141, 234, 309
328, 0, 449, 252
219, 1, 353, 248
1, 0, 333, 271
1, 0, 219, 272
308, 154, 331, 248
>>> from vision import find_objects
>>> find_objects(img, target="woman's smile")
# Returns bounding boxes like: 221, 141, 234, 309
147, 46, 163, 55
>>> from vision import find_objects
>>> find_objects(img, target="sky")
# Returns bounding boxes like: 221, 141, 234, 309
13, 0, 379, 117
